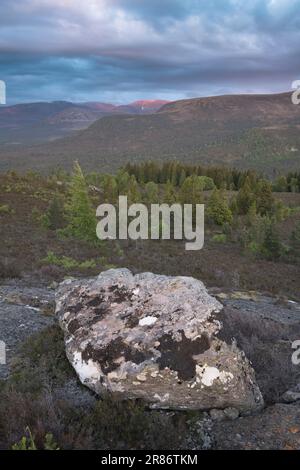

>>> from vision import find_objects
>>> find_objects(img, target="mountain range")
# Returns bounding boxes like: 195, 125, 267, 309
0, 93, 299, 175
0, 100, 169, 144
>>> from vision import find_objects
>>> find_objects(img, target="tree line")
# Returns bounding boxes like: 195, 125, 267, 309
124, 161, 300, 193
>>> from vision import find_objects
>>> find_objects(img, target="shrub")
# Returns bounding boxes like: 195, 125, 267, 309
211, 233, 227, 243
248, 241, 260, 255
0, 204, 14, 215
0, 259, 21, 279
207, 189, 233, 226
84, 397, 182, 450
42, 252, 97, 270
9, 325, 73, 393
12, 428, 37, 450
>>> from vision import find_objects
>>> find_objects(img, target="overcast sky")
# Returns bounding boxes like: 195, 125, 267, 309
1, 0, 300, 104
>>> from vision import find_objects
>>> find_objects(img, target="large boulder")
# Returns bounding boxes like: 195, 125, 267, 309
56, 269, 263, 413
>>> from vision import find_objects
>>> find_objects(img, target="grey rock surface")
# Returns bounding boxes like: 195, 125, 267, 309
281, 384, 300, 403
211, 289, 300, 403
212, 403, 300, 450
56, 268, 263, 412
0, 284, 55, 379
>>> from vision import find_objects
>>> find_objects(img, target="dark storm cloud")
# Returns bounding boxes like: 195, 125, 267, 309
0, 0, 300, 103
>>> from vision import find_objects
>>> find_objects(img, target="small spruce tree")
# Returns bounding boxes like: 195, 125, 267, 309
63, 161, 97, 243
236, 178, 254, 215
43, 194, 65, 230
255, 179, 274, 216
207, 189, 233, 226
261, 222, 282, 261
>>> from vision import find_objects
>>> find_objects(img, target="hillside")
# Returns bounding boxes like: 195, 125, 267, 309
0, 99, 168, 145
0, 92, 299, 174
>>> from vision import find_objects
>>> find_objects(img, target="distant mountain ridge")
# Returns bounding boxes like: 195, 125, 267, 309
0, 92, 299, 175
0, 99, 169, 144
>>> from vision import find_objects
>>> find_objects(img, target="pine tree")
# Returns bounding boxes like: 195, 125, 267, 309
273, 176, 287, 192
236, 178, 254, 215
43, 194, 65, 230
144, 181, 159, 204
179, 175, 203, 205
128, 175, 140, 204
164, 180, 176, 204
229, 195, 238, 216
63, 161, 97, 243
246, 201, 257, 225
116, 170, 130, 195
179, 169, 186, 187
102, 175, 118, 203
255, 179, 274, 216
261, 222, 282, 261
290, 177, 299, 193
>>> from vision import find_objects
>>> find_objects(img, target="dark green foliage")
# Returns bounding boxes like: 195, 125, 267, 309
236, 178, 254, 215
12, 428, 59, 450
273, 176, 288, 192
179, 175, 204, 204
207, 189, 233, 226
198, 176, 215, 190
62, 162, 98, 244
255, 180, 275, 216
86, 398, 182, 450
102, 174, 118, 203
286, 171, 300, 193
125, 161, 262, 191
127, 175, 141, 204
261, 223, 283, 261
42, 194, 65, 230
116, 170, 131, 195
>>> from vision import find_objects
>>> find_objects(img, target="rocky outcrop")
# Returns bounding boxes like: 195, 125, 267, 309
56, 269, 263, 413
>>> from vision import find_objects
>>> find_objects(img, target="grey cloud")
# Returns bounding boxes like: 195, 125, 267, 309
0, 0, 300, 103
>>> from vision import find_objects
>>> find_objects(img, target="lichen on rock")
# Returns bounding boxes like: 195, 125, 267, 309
56, 268, 264, 413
